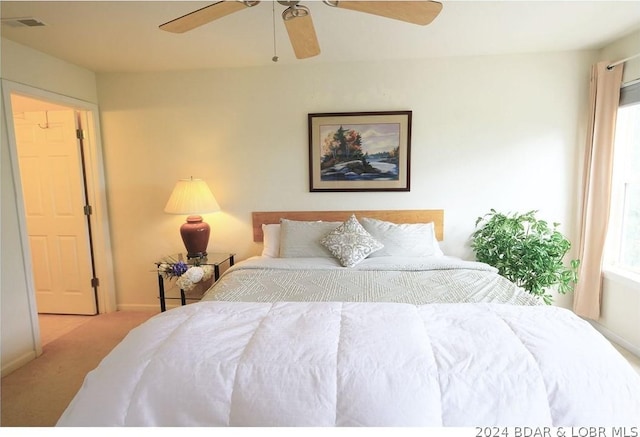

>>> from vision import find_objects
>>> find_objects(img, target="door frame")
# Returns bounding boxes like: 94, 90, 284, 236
2, 80, 116, 329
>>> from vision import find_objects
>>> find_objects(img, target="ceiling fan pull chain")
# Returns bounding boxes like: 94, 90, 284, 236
272, 1, 279, 62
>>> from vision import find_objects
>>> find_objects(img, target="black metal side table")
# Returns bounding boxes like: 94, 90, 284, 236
155, 252, 235, 312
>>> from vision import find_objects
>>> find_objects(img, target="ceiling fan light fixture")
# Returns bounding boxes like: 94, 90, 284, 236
160, 0, 441, 59
282, 4, 310, 21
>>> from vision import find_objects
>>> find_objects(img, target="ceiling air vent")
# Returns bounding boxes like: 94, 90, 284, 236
1, 17, 46, 28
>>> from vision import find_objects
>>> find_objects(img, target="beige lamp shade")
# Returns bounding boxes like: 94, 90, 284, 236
164, 178, 220, 258
164, 178, 220, 214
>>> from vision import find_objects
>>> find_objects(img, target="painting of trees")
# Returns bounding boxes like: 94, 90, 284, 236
320, 126, 365, 169
318, 123, 401, 181
309, 111, 411, 191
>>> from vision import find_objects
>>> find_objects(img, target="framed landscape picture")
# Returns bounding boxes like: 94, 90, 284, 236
308, 111, 411, 192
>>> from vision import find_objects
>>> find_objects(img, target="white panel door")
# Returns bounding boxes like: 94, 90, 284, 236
14, 110, 97, 315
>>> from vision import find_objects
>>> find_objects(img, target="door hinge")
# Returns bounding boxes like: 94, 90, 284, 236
91, 277, 100, 288
76, 128, 85, 140
84, 205, 93, 215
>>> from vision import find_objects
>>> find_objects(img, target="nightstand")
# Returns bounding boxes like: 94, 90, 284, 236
155, 252, 235, 312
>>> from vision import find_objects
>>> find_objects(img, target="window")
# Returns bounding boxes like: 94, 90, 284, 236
607, 82, 640, 275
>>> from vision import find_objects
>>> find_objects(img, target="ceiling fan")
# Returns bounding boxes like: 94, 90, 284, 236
159, 1, 443, 60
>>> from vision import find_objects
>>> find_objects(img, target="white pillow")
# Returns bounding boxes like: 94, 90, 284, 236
360, 217, 444, 257
279, 219, 342, 258
261, 224, 281, 258
321, 215, 384, 267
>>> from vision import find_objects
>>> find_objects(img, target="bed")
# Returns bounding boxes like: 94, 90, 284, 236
57, 210, 640, 427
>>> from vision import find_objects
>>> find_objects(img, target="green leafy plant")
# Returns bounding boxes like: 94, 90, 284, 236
471, 209, 580, 305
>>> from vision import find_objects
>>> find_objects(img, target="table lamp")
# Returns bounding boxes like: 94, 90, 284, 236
164, 177, 220, 258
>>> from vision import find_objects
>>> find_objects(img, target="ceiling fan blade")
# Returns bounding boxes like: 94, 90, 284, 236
159, 1, 255, 33
335, 1, 442, 26
283, 13, 321, 59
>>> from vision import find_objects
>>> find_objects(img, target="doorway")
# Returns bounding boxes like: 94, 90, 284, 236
12, 95, 97, 315
2, 80, 116, 350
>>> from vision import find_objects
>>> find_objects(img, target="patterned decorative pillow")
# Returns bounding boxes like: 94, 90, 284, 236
321, 215, 383, 267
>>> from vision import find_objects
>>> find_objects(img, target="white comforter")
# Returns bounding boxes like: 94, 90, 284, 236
57, 301, 640, 426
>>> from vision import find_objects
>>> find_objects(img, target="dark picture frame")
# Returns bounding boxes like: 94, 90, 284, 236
308, 111, 411, 192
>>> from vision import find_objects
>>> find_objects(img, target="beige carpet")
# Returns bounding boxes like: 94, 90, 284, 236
1, 311, 156, 427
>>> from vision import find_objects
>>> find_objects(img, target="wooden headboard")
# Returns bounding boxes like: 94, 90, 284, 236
252, 210, 444, 242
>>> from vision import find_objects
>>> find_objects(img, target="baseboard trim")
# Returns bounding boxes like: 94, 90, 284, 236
1, 350, 37, 377
589, 320, 640, 357
117, 303, 173, 312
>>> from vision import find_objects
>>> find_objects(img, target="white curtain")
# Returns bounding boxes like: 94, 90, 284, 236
573, 61, 624, 319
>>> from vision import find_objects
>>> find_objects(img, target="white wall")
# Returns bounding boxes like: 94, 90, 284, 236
0, 38, 98, 375
1, 83, 38, 375
0, 39, 98, 103
96, 50, 595, 311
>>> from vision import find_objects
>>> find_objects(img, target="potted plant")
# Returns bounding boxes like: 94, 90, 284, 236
471, 209, 580, 304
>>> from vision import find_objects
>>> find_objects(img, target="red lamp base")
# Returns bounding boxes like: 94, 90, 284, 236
180, 215, 210, 259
